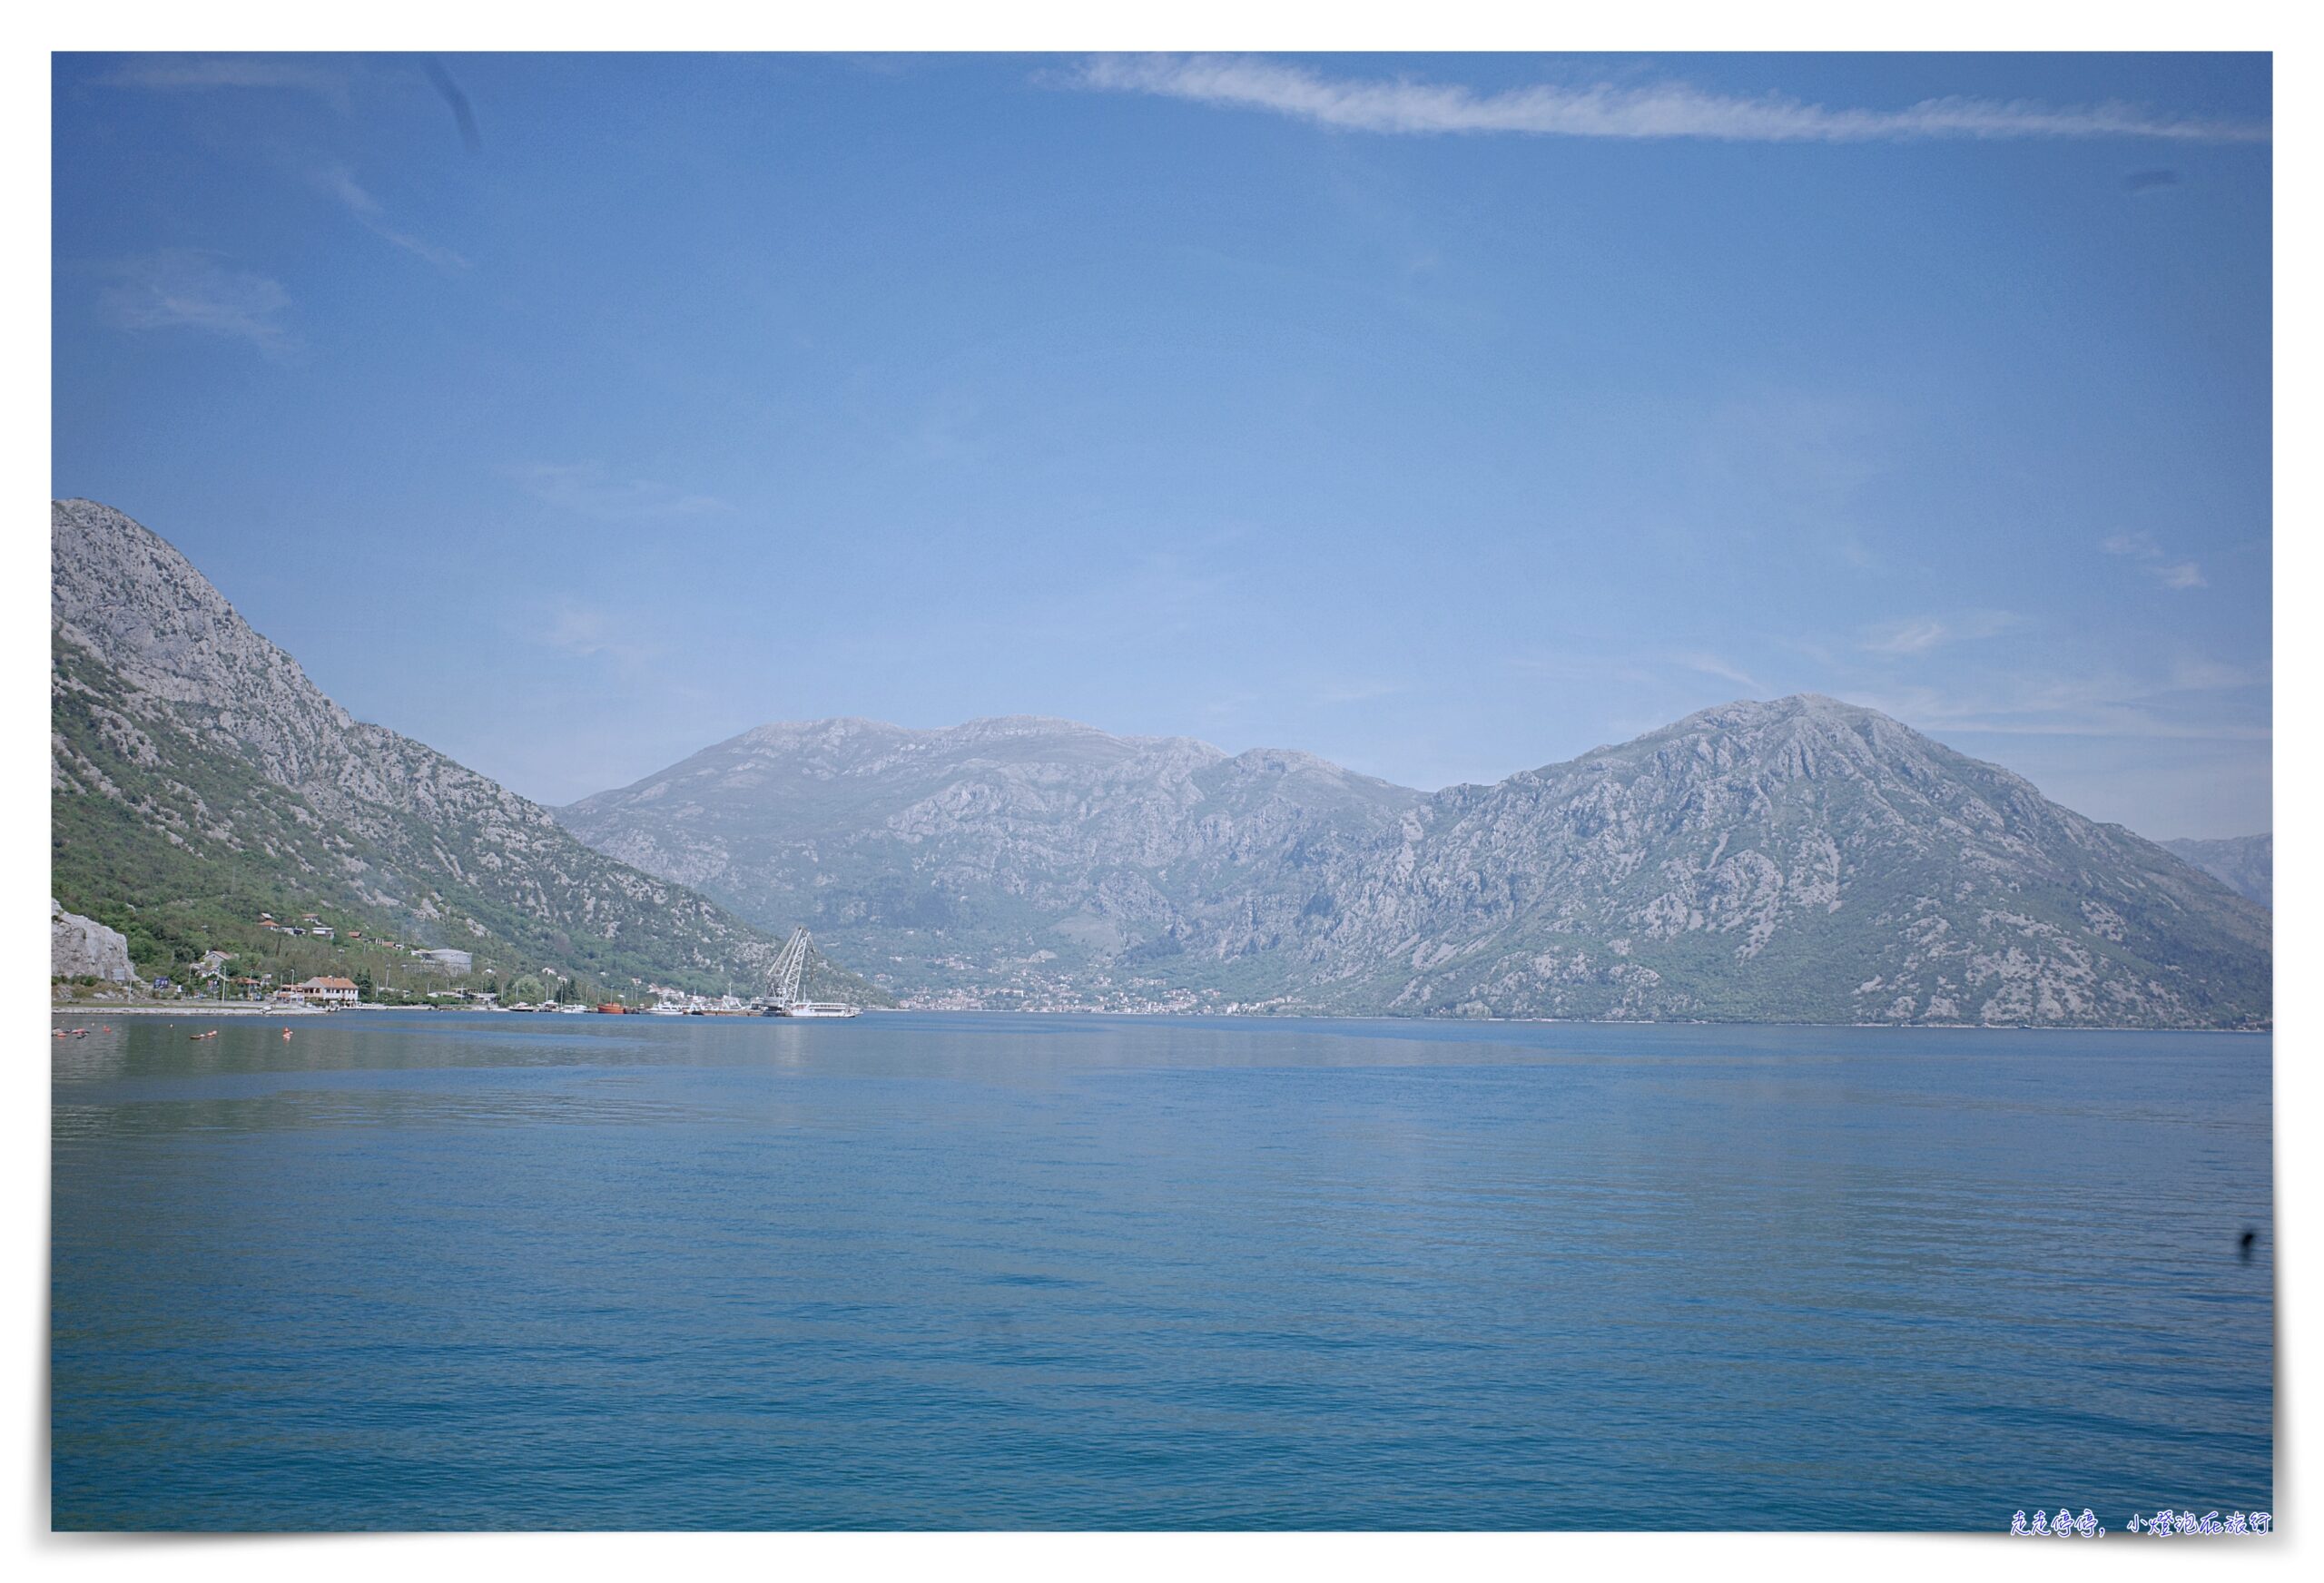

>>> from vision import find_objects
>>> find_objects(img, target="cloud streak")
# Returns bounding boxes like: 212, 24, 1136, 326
1671, 651, 1759, 690
315, 164, 469, 270
1859, 610, 2018, 655
509, 462, 730, 520
1856, 672, 2268, 744
1075, 56, 2270, 144
94, 55, 350, 112
2102, 531, 2207, 588
95, 251, 297, 356
530, 602, 660, 665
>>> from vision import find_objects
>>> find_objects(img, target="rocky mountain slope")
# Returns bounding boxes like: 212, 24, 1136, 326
2162, 835, 2271, 909
1285, 697, 2270, 1027
559, 716, 1422, 1001
52, 900, 133, 982
51, 498, 880, 1001
562, 698, 2270, 1028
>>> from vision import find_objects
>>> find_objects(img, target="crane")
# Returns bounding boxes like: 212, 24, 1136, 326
763, 928, 860, 1018
773, 927, 810, 1008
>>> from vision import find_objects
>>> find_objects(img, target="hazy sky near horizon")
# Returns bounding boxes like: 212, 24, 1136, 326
52, 53, 2272, 837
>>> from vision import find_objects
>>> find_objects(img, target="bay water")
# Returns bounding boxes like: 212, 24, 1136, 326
50, 1010, 2272, 1529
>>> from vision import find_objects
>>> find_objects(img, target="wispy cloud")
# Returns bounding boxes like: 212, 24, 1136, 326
2170, 655, 2257, 692
1670, 651, 1759, 690
95, 250, 297, 357
1862, 618, 1950, 655
1857, 664, 2268, 744
93, 55, 350, 112
508, 463, 730, 520
2102, 531, 2207, 588
314, 164, 469, 270
529, 602, 659, 665
1859, 610, 2018, 655
1075, 56, 2270, 144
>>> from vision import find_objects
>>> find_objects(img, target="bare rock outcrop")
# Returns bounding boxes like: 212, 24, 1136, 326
51, 900, 132, 981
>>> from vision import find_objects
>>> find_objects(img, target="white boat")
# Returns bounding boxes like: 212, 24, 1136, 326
766, 1001, 859, 1019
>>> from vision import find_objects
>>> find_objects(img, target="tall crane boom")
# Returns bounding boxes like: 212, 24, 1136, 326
773, 928, 809, 1008
762, 927, 856, 1018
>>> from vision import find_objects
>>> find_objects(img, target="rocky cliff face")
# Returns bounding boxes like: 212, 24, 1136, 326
1283, 697, 2270, 1027
51, 499, 878, 1000
559, 715, 1421, 1000
52, 900, 132, 981
2162, 835, 2271, 909
563, 697, 2270, 1028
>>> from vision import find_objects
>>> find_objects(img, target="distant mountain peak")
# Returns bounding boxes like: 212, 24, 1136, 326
1650, 693, 1914, 744
558, 690, 2269, 1028
734, 713, 1228, 754
2162, 833, 2272, 909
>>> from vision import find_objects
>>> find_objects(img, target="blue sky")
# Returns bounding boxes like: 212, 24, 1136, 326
52, 53, 2272, 837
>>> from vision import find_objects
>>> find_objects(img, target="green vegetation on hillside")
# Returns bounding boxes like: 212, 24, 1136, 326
53, 635, 889, 1007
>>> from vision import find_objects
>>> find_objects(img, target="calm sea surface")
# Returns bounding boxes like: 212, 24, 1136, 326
50, 1010, 2272, 1530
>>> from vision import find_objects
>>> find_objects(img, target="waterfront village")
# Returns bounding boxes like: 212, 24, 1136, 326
53, 901, 1285, 1018
50, 900, 772, 1016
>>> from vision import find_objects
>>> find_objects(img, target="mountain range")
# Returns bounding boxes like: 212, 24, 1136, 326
53, 498, 2269, 1029
51, 499, 878, 1003
2161, 835, 2272, 909
559, 703, 2272, 1028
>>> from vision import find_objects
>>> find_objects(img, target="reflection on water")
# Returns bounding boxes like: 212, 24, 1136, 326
52, 1011, 2272, 1529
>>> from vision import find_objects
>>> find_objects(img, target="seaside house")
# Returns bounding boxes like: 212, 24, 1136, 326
280, 975, 360, 1007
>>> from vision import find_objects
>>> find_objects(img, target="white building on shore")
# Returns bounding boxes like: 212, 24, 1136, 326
278, 976, 359, 1007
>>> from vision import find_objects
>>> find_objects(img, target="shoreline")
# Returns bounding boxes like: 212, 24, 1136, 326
881, 1006, 2271, 1035
49, 1003, 2270, 1035
51, 1003, 330, 1018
